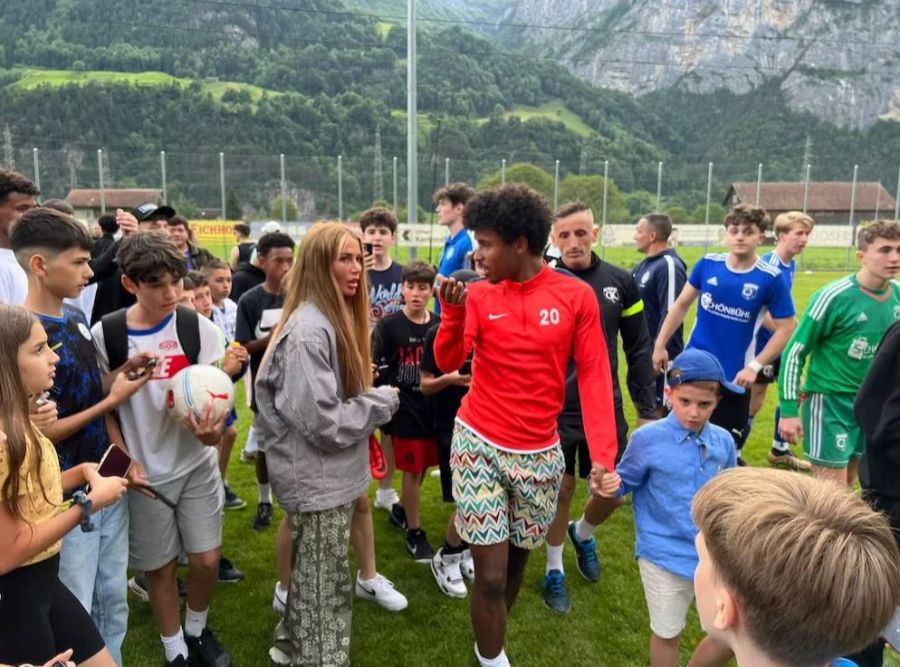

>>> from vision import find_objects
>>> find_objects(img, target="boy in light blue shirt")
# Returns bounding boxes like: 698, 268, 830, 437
599, 348, 739, 667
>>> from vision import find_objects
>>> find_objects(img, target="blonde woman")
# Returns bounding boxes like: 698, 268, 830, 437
256, 223, 399, 666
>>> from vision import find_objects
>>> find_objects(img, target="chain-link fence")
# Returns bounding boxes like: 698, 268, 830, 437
4, 145, 898, 271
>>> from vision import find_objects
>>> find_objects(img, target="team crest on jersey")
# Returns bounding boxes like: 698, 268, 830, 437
894, 305, 900, 320
640, 272, 650, 286
835, 433, 849, 451
603, 286, 620, 303
77, 322, 92, 340
741, 283, 759, 300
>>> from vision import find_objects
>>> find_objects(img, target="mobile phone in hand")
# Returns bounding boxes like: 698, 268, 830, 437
97, 444, 133, 478
364, 242, 374, 256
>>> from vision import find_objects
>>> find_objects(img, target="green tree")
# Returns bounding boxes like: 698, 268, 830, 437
663, 205, 690, 226
558, 174, 628, 224
271, 195, 299, 221
691, 202, 726, 225
624, 190, 657, 218
225, 191, 242, 220
477, 162, 554, 201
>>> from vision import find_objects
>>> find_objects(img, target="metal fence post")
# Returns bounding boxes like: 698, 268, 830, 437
501, 159, 506, 184
337, 155, 343, 220
280, 153, 287, 223
755, 163, 763, 205
655, 161, 663, 213
845, 165, 859, 269
219, 152, 226, 220
32, 148, 41, 194
160, 151, 168, 205
704, 162, 714, 252
98, 149, 106, 214
553, 159, 560, 211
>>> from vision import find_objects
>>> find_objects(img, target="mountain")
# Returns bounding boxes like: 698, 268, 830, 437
0, 0, 897, 219
495, 0, 900, 128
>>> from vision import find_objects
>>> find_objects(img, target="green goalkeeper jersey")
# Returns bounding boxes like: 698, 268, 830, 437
779, 274, 900, 417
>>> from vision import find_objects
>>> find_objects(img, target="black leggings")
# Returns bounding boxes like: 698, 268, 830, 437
0, 554, 105, 665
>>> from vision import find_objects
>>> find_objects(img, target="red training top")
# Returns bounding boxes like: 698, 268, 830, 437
435, 265, 618, 471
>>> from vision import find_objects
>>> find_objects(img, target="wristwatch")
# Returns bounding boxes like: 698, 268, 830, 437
71, 490, 96, 533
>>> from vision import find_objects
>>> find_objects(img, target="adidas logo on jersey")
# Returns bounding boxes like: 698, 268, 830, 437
856, 312, 868, 323
706, 277, 718, 286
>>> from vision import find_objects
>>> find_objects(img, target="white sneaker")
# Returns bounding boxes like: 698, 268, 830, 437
374, 488, 400, 511
269, 617, 291, 665
460, 549, 475, 582
272, 580, 288, 614
431, 548, 467, 598
429, 468, 441, 478
355, 571, 408, 611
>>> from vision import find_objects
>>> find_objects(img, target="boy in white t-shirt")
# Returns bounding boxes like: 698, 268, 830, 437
91, 232, 232, 667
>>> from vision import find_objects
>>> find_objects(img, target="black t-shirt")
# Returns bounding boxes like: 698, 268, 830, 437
368, 261, 404, 323
237, 241, 256, 266
420, 323, 471, 433
231, 264, 266, 304
37, 306, 110, 470
373, 310, 439, 438
235, 284, 284, 401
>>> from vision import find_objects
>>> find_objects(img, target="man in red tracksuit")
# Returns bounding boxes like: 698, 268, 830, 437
436, 183, 619, 667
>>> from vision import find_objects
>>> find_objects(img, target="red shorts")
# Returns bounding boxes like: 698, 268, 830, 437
392, 436, 439, 473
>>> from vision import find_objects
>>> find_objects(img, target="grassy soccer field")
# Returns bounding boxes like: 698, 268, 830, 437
121, 250, 899, 666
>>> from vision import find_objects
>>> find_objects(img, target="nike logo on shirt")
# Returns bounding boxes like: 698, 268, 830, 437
488, 313, 508, 320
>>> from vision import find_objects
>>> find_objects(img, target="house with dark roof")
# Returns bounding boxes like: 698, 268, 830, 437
724, 182, 896, 226
65, 188, 164, 223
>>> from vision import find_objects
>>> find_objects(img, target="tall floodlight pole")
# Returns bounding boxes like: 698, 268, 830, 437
407, 0, 418, 258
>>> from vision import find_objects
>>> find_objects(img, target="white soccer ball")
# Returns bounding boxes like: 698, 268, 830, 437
165, 365, 235, 423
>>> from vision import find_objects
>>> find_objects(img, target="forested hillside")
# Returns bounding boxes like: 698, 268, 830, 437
0, 0, 897, 219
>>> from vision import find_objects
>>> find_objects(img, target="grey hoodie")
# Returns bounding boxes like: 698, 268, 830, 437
255, 302, 399, 513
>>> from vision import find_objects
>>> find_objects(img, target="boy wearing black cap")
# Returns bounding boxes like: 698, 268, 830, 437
598, 348, 739, 667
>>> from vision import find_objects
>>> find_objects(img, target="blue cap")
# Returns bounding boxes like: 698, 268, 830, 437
667, 349, 745, 395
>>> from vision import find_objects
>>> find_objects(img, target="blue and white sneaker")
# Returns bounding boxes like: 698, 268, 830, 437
542, 569, 571, 614
567, 521, 601, 583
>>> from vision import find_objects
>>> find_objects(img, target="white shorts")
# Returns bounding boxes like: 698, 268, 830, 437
638, 558, 694, 639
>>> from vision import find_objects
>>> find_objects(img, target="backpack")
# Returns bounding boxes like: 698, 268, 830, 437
101, 305, 201, 371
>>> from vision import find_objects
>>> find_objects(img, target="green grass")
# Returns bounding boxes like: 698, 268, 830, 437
120, 253, 898, 666
7, 68, 280, 103
505, 100, 594, 137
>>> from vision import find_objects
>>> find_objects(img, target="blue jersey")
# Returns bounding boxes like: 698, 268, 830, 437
436, 228, 475, 314
687, 254, 794, 380
37, 305, 110, 471
754, 250, 796, 355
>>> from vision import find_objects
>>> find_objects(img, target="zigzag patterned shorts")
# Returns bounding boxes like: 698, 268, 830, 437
451, 421, 565, 550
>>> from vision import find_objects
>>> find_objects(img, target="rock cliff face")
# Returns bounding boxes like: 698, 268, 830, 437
495, 0, 900, 128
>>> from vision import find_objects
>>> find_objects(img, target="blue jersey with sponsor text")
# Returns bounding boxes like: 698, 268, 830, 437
754, 250, 796, 354
687, 254, 794, 380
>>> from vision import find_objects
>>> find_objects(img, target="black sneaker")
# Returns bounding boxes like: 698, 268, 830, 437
406, 528, 435, 563
185, 627, 233, 667
218, 556, 244, 583
164, 655, 189, 666
388, 503, 408, 530
253, 502, 273, 531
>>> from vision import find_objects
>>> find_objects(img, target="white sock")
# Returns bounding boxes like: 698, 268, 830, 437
243, 424, 258, 454
475, 644, 510, 667
357, 572, 376, 587
258, 483, 272, 504
546, 543, 564, 574
184, 606, 208, 638
575, 516, 596, 542
161, 629, 189, 662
